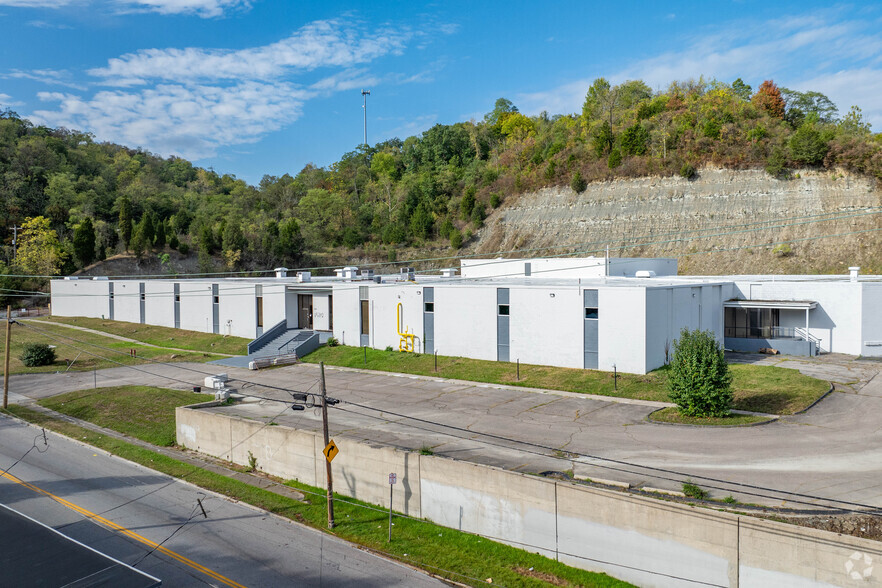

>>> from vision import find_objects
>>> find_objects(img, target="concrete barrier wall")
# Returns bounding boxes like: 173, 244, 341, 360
177, 407, 882, 587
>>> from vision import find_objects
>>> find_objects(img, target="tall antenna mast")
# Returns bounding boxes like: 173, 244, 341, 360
361, 89, 371, 147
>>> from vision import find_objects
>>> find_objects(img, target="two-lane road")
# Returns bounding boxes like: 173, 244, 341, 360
0, 415, 448, 587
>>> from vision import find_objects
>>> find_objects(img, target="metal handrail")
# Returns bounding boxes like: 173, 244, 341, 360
724, 326, 805, 340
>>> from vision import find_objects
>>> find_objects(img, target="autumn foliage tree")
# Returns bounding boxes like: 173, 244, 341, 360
752, 80, 786, 119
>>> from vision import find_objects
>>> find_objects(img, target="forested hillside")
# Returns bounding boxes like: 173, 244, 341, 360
2, 76, 881, 302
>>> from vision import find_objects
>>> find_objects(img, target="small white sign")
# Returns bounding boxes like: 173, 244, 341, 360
389, 473, 397, 485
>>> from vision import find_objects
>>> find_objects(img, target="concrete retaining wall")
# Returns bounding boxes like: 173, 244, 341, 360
177, 406, 882, 587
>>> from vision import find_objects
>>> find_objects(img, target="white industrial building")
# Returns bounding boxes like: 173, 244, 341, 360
49, 258, 882, 374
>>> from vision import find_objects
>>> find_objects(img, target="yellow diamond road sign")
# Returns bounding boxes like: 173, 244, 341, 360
323, 440, 339, 463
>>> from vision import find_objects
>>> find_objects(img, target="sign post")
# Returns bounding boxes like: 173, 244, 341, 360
388, 472, 397, 542
320, 362, 335, 529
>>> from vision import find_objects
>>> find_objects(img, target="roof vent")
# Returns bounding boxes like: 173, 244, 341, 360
360, 269, 375, 278
441, 268, 457, 278
342, 266, 358, 280
64, 277, 79, 281
274, 267, 288, 278
849, 266, 860, 282
297, 271, 311, 283
635, 270, 657, 278
400, 267, 415, 281
92, 276, 109, 281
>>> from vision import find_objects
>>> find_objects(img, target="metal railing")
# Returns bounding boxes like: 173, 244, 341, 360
724, 326, 805, 340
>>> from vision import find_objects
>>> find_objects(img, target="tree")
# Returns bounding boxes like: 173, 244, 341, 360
789, 117, 831, 165
620, 123, 649, 156
570, 171, 587, 193
118, 195, 133, 251
72, 217, 96, 267
592, 121, 615, 157
13, 216, 67, 276
667, 328, 733, 417
839, 105, 872, 137
779, 88, 838, 126
731, 78, 752, 100
137, 213, 155, 249
752, 80, 785, 119
484, 98, 518, 127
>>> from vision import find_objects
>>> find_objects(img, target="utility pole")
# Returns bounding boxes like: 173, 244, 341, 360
320, 362, 335, 528
4, 306, 11, 409
361, 89, 371, 147
9, 225, 23, 258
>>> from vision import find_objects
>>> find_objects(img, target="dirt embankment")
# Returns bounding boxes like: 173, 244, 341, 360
470, 167, 882, 275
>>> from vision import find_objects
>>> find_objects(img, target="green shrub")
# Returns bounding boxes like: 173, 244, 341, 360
570, 171, 587, 193
20, 343, 56, 367
326, 337, 339, 347
764, 147, 788, 178
490, 192, 501, 208
177, 241, 190, 255
679, 163, 697, 179
607, 147, 622, 169
449, 228, 463, 249
682, 480, 710, 500
667, 328, 733, 417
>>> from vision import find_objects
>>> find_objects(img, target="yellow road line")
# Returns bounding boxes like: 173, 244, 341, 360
1, 470, 247, 588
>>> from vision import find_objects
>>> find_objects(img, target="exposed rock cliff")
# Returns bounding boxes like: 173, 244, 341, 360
472, 168, 882, 275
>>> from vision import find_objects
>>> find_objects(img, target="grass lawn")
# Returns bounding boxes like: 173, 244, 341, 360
39, 386, 213, 446
649, 407, 773, 426
0, 320, 224, 376
305, 346, 830, 415
3, 400, 633, 588
45, 316, 250, 356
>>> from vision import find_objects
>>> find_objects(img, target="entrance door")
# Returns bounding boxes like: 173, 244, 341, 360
298, 294, 313, 329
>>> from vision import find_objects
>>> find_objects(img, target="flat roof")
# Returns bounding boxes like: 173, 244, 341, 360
724, 299, 818, 310
0, 501, 161, 587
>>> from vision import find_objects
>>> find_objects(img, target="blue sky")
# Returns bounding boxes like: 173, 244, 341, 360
2, 1, 881, 185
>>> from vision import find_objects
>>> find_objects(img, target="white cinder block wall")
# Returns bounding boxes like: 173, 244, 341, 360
50, 280, 110, 318
509, 286, 583, 369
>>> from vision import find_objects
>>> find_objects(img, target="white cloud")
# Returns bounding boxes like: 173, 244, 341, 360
114, 0, 250, 18
516, 10, 882, 129
5, 68, 86, 90
32, 82, 307, 159
88, 19, 414, 85
26, 19, 73, 28
25, 17, 439, 160
0, 0, 77, 6
0, 93, 23, 107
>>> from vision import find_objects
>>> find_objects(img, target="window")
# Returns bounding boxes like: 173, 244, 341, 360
360, 300, 370, 335
498, 304, 510, 316
424, 302, 434, 313
140, 292, 145, 302
585, 307, 598, 319
256, 297, 264, 327
213, 295, 219, 305
329, 295, 333, 330
174, 293, 180, 302
109, 292, 114, 300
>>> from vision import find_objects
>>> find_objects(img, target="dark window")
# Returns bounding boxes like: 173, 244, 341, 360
498, 304, 510, 316
140, 292, 145, 302
424, 302, 434, 313
109, 292, 114, 300
585, 307, 598, 319
329, 295, 333, 330
360, 300, 370, 335
256, 297, 264, 327
213, 295, 219, 305
174, 293, 180, 302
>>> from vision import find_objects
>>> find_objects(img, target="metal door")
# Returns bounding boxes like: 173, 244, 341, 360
298, 294, 313, 329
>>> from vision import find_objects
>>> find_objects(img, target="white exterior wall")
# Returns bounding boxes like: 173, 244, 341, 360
144, 281, 175, 328
460, 257, 677, 279
178, 282, 213, 333
736, 280, 863, 354
432, 284, 498, 361
332, 284, 362, 347
508, 286, 583, 368
645, 285, 725, 372
113, 280, 142, 324
312, 293, 332, 331
262, 284, 286, 331
360, 285, 426, 352
217, 282, 256, 338
50, 280, 110, 318
861, 283, 882, 356
598, 287, 647, 374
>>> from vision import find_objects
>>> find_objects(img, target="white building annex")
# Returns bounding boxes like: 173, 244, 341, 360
49, 258, 882, 374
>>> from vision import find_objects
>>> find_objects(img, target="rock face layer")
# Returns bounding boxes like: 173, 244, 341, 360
474, 168, 882, 275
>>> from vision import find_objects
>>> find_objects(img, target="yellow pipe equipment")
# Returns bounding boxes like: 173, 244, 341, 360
396, 302, 415, 352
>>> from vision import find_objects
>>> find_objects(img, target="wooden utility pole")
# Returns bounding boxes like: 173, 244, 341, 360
3, 306, 11, 409
320, 362, 335, 528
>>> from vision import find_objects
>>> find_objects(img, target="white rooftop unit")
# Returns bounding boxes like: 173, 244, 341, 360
297, 271, 311, 283
274, 267, 289, 278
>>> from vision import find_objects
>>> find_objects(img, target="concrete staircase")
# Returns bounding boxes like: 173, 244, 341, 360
210, 328, 329, 369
